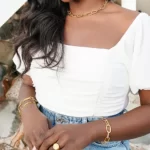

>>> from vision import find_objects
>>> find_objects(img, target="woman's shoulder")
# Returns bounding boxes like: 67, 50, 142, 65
112, 6, 150, 40
105, 4, 148, 38
117, 6, 149, 26
109, 3, 149, 27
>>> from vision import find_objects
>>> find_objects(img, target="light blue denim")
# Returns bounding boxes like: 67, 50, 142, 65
39, 105, 130, 150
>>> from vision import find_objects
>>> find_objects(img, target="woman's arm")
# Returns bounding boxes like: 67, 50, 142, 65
91, 90, 150, 141
19, 74, 35, 99
39, 91, 150, 150
18, 75, 38, 115
18, 75, 51, 150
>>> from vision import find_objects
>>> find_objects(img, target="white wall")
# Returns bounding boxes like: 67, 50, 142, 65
121, 0, 136, 10
137, 0, 150, 14
116, 0, 150, 14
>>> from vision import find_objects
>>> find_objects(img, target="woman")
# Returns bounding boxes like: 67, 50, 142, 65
13, 0, 150, 150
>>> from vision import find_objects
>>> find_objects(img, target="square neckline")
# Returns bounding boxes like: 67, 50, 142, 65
64, 13, 146, 51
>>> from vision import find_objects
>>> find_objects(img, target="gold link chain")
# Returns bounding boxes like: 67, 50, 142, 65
68, 0, 109, 18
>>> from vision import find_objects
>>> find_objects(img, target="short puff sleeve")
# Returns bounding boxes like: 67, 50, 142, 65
130, 14, 150, 94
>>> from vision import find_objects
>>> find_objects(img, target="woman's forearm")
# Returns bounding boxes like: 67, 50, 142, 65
18, 83, 35, 100
18, 82, 39, 117
90, 105, 150, 142
18, 74, 35, 100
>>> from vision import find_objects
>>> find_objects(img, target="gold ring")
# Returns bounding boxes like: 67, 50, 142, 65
53, 143, 60, 150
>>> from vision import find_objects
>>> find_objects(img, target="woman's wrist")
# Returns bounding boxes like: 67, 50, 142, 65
20, 103, 39, 119
87, 120, 107, 142
18, 96, 38, 117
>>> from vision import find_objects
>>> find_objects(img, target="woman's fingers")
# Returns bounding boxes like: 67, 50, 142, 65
39, 133, 59, 150
44, 128, 54, 139
24, 136, 33, 150
24, 130, 46, 150
45, 132, 70, 150
56, 136, 68, 149
61, 143, 78, 150
32, 130, 46, 149
47, 136, 68, 150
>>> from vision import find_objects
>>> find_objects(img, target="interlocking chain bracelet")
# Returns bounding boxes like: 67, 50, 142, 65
102, 118, 112, 143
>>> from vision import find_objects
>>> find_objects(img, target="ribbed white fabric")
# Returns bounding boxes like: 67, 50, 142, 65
13, 13, 150, 117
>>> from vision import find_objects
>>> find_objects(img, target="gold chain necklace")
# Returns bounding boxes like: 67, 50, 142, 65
68, 0, 109, 18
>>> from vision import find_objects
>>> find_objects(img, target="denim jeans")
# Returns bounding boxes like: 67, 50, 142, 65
39, 106, 130, 150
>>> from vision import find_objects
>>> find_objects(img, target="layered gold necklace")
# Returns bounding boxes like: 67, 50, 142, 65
68, 0, 109, 18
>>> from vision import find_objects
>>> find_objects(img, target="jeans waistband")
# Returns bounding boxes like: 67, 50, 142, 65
39, 105, 125, 124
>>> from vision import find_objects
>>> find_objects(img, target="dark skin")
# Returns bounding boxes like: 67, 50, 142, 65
19, 0, 150, 150
19, 76, 51, 150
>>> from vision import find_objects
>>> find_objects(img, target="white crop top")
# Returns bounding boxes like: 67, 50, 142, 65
13, 13, 150, 117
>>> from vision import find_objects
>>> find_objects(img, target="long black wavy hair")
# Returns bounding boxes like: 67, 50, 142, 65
15, 0, 110, 75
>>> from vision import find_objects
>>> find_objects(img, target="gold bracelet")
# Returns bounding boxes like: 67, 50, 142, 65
18, 96, 37, 108
102, 118, 111, 143
18, 98, 36, 109
18, 97, 37, 113
18, 101, 36, 116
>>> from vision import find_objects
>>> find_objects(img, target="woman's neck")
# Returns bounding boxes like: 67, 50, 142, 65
69, 0, 107, 14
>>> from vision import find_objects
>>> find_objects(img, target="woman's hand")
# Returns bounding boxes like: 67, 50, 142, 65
21, 105, 51, 150
18, 76, 51, 150
39, 123, 94, 150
